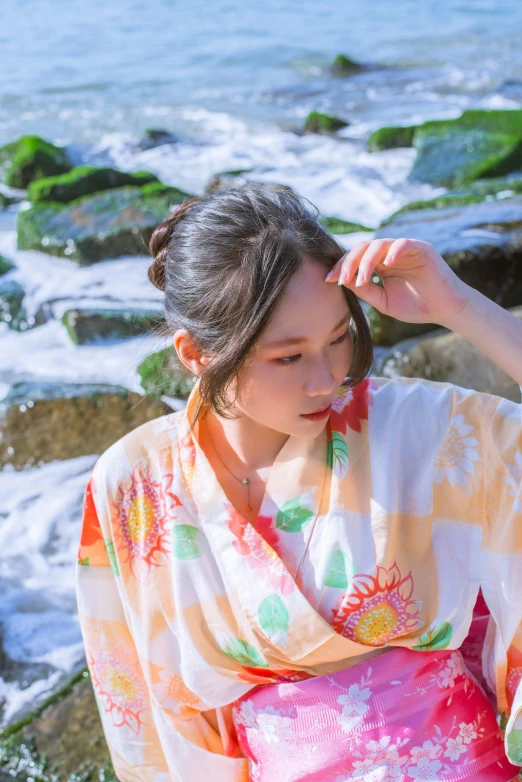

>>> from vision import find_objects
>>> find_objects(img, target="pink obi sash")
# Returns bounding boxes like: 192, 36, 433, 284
231, 647, 521, 782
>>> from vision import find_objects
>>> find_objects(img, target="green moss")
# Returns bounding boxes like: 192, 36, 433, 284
27, 166, 160, 203
16, 185, 196, 264
137, 346, 194, 399
367, 125, 416, 151
303, 111, 349, 135
410, 108, 522, 187
139, 181, 193, 201
331, 54, 363, 75
0, 135, 71, 188
319, 215, 374, 233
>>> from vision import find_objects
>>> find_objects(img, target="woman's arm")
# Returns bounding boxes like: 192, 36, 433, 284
326, 236, 522, 388
437, 283, 522, 388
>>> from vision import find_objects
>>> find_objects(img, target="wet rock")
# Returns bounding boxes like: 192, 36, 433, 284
16, 184, 194, 264
366, 196, 522, 346
364, 303, 438, 347
410, 109, 522, 187
135, 127, 180, 151
376, 306, 522, 402
0, 669, 116, 782
61, 306, 164, 344
368, 108, 522, 188
330, 53, 364, 76
319, 216, 374, 234
0, 381, 171, 470
376, 195, 522, 307
0, 279, 30, 331
137, 346, 194, 400
0, 254, 14, 276
0, 135, 72, 188
27, 166, 159, 204
381, 174, 522, 224
303, 111, 350, 135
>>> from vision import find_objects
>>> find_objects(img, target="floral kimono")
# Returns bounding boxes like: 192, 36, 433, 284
75, 374, 522, 781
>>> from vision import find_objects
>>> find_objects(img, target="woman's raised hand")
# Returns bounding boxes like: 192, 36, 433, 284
325, 237, 471, 326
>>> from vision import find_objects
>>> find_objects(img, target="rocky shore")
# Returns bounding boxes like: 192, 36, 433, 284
1, 105, 521, 779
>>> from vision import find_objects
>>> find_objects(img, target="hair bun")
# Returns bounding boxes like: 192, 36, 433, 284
148, 196, 200, 291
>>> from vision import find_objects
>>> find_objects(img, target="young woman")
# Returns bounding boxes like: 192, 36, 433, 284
75, 184, 522, 782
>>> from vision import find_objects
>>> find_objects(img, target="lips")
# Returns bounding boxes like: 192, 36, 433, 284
306, 404, 331, 415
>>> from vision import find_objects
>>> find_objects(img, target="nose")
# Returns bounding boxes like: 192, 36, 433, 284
304, 356, 338, 397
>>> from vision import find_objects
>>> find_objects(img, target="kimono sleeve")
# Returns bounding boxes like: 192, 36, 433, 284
75, 467, 172, 782
478, 384, 522, 767
76, 463, 250, 782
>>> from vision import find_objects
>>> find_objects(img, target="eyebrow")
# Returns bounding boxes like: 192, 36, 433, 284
262, 313, 351, 349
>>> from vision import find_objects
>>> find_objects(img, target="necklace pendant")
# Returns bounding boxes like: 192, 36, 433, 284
247, 505, 252, 511
241, 478, 249, 485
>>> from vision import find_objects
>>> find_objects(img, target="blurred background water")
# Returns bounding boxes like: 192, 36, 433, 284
0, 0, 521, 734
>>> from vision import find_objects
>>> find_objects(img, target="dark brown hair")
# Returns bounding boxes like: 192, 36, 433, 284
148, 183, 373, 429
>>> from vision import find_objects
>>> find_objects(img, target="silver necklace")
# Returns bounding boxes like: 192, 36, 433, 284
203, 417, 267, 513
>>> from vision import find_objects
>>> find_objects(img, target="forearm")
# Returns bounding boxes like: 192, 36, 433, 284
437, 283, 522, 388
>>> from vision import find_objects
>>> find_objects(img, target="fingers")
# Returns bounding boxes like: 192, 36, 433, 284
325, 238, 397, 286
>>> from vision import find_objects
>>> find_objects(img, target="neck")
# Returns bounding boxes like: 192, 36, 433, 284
201, 407, 290, 475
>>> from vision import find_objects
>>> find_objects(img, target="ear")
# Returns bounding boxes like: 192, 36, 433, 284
173, 329, 211, 376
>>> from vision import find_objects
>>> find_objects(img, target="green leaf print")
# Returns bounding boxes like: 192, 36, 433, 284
104, 539, 119, 576
78, 557, 89, 566
258, 594, 289, 641
220, 637, 269, 668
323, 550, 354, 589
412, 621, 453, 651
172, 524, 203, 559
507, 728, 522, 764
276, 496, 314, 533
326, 432, 349, 478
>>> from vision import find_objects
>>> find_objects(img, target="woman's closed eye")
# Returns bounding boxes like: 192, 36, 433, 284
275, 329, 350, 365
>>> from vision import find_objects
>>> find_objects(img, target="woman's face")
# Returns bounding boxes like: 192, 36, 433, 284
229, 260, 354, 438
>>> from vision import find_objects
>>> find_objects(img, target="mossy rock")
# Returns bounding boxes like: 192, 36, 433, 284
138, 346, 194, 400
410, 108, 522, 187
303, 111, 350, 135
376, 306, 522, 402
16, 184, 195, 264
364, 302, 439, 347
330, 54, 363, 75
61, 306, 164, 344
319, 216, 373, 234
139, 181, 194, 201
27, 166, 159, 203
0, 253, 15, 276
367, 124, 416, 151
381, 175, 522, 225
0, 135, 72, 188
0, 381, 170, 470
0, 669, 116, 782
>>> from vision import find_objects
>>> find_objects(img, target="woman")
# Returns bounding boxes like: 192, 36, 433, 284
75, 183, 522, 781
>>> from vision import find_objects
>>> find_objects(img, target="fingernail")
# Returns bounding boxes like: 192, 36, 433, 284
355, 275, 364, 287
337, 274, 345, 286
325, 270, 334, 282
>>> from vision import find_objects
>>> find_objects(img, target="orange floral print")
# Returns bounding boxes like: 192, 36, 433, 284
331, 561, 424, 645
